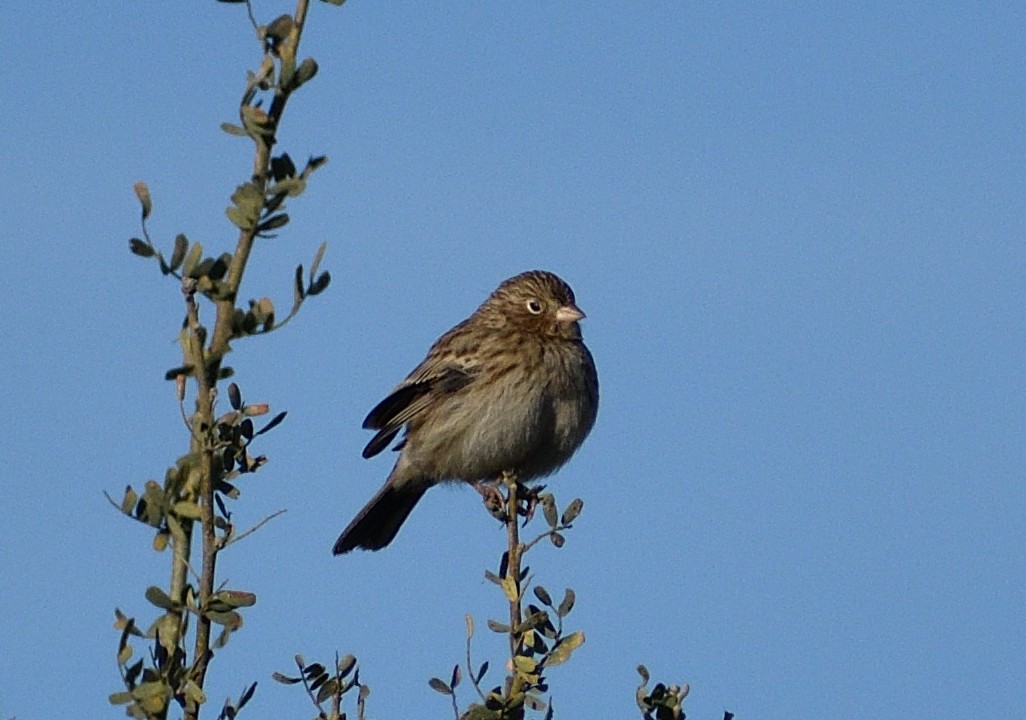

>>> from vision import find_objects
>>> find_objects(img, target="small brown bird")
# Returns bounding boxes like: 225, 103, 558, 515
333, 270, 599, 554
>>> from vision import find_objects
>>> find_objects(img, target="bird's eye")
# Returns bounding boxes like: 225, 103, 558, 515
526, 299, 543, 314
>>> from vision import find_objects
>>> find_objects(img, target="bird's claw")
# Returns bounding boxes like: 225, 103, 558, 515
474, 480, 507, 520
518, 483, 545, 524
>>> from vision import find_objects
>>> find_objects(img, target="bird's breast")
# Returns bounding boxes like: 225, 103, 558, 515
401, 339, 595, 483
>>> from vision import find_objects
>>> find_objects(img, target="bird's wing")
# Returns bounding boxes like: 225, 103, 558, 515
361, 322, 481, 458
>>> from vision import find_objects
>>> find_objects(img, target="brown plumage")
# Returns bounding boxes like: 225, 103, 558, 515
333, 270, 599, 554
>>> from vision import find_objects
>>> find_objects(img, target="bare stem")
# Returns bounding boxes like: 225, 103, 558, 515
504, 474, 522, 657
503, 472, 527, 720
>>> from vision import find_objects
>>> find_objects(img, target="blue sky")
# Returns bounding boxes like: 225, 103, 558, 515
3, 3, 1024, 718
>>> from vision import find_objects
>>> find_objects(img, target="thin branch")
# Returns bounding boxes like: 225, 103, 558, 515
222, 508, 287, 548
465, 618, 488, 703
522, 524, 574, 553
504, 473, 523, 659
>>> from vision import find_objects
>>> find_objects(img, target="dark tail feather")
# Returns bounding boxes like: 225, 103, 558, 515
333, 481, 428, 554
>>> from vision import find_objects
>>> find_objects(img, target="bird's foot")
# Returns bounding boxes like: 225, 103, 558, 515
517, 483, 546, 524
473, 479, 507, 520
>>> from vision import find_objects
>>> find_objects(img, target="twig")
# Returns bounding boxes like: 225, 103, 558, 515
222, 508, 287, 548
504, 472, 523, 659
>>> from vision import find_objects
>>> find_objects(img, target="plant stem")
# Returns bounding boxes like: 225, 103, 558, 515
504, 473, 526, 720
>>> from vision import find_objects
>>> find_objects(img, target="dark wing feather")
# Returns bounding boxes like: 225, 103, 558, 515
362, 426, 403, 459
363, 383, 429, 430
361, 318, 485, 458
361, 365, 475, 458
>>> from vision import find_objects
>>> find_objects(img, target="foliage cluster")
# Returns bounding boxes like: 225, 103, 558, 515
106, 2, 715, 719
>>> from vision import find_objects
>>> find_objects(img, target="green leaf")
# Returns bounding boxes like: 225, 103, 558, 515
428, 678, 452, 695
230, 181, 264, 219
120, 485, 138, 515
125, 658, 144, 685
239, 682, 257, 708
170, 234, 188, 271
295, 57, 318, 86
153, 613, 179, 653
240, 105, 272, 133
164, 364, 194, 381
556, 588, 576, 618
513, 655, 538, 674
117, 642, 133, 665
133, 181, 152, 220
293, 264, 305, 307
129, 238, 154, 258
541, 494, 557, 528
264, 191, 287, 215
308, 270, 331, 296
255, 410, 287, 436
212, 590, 257, 609
560, 498, 583, 525
265, 15, 295, 42
549, 531, 565, 548
182, 242, 203, 278
183, 680, 207, 705
226, 205, 251, 230
271, 153, 297, 180
108, 691, 134, 706
316, 677, 340, 704
113, 607, 132, 630
228, 382, 242, 410
206, 610, 243, 628
303, 662, 326, 678
337, 653, 357, 678
545, 630, 585, 667
144, 586, 174, 610
500, 574, 519, 602
524, 693, 547, 711
486, 619, 509, 633
207, 254, 229, 281
171, 500, 203, 520
309, 241, 327, 281
131, 680, 170, 701
257, 213, 290, 233
272, 672, 302, 685
304, 154, 328, 175
269, 177, 306, 197
533, 585, 552, 607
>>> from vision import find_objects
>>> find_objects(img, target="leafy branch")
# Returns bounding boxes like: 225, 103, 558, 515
272, 653, 370, 720
108, 1, 344, 718
430, 477, 585, 720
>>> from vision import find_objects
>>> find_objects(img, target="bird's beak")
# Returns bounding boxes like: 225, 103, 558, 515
555, 304, 586, 323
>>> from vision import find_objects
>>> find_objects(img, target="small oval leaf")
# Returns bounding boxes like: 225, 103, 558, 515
144, 586, 174, 610
557, 588, 576, 618
170, 234, 189, 271
129, 238, 154, 258
134, 181, 152, 220
428, 678, 452, 695
560, 498, 583, 526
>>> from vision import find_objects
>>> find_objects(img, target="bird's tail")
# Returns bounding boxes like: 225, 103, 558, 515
333, 480, 428, 554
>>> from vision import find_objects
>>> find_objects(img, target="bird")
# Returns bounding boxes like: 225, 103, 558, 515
333, 270, 599, 554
